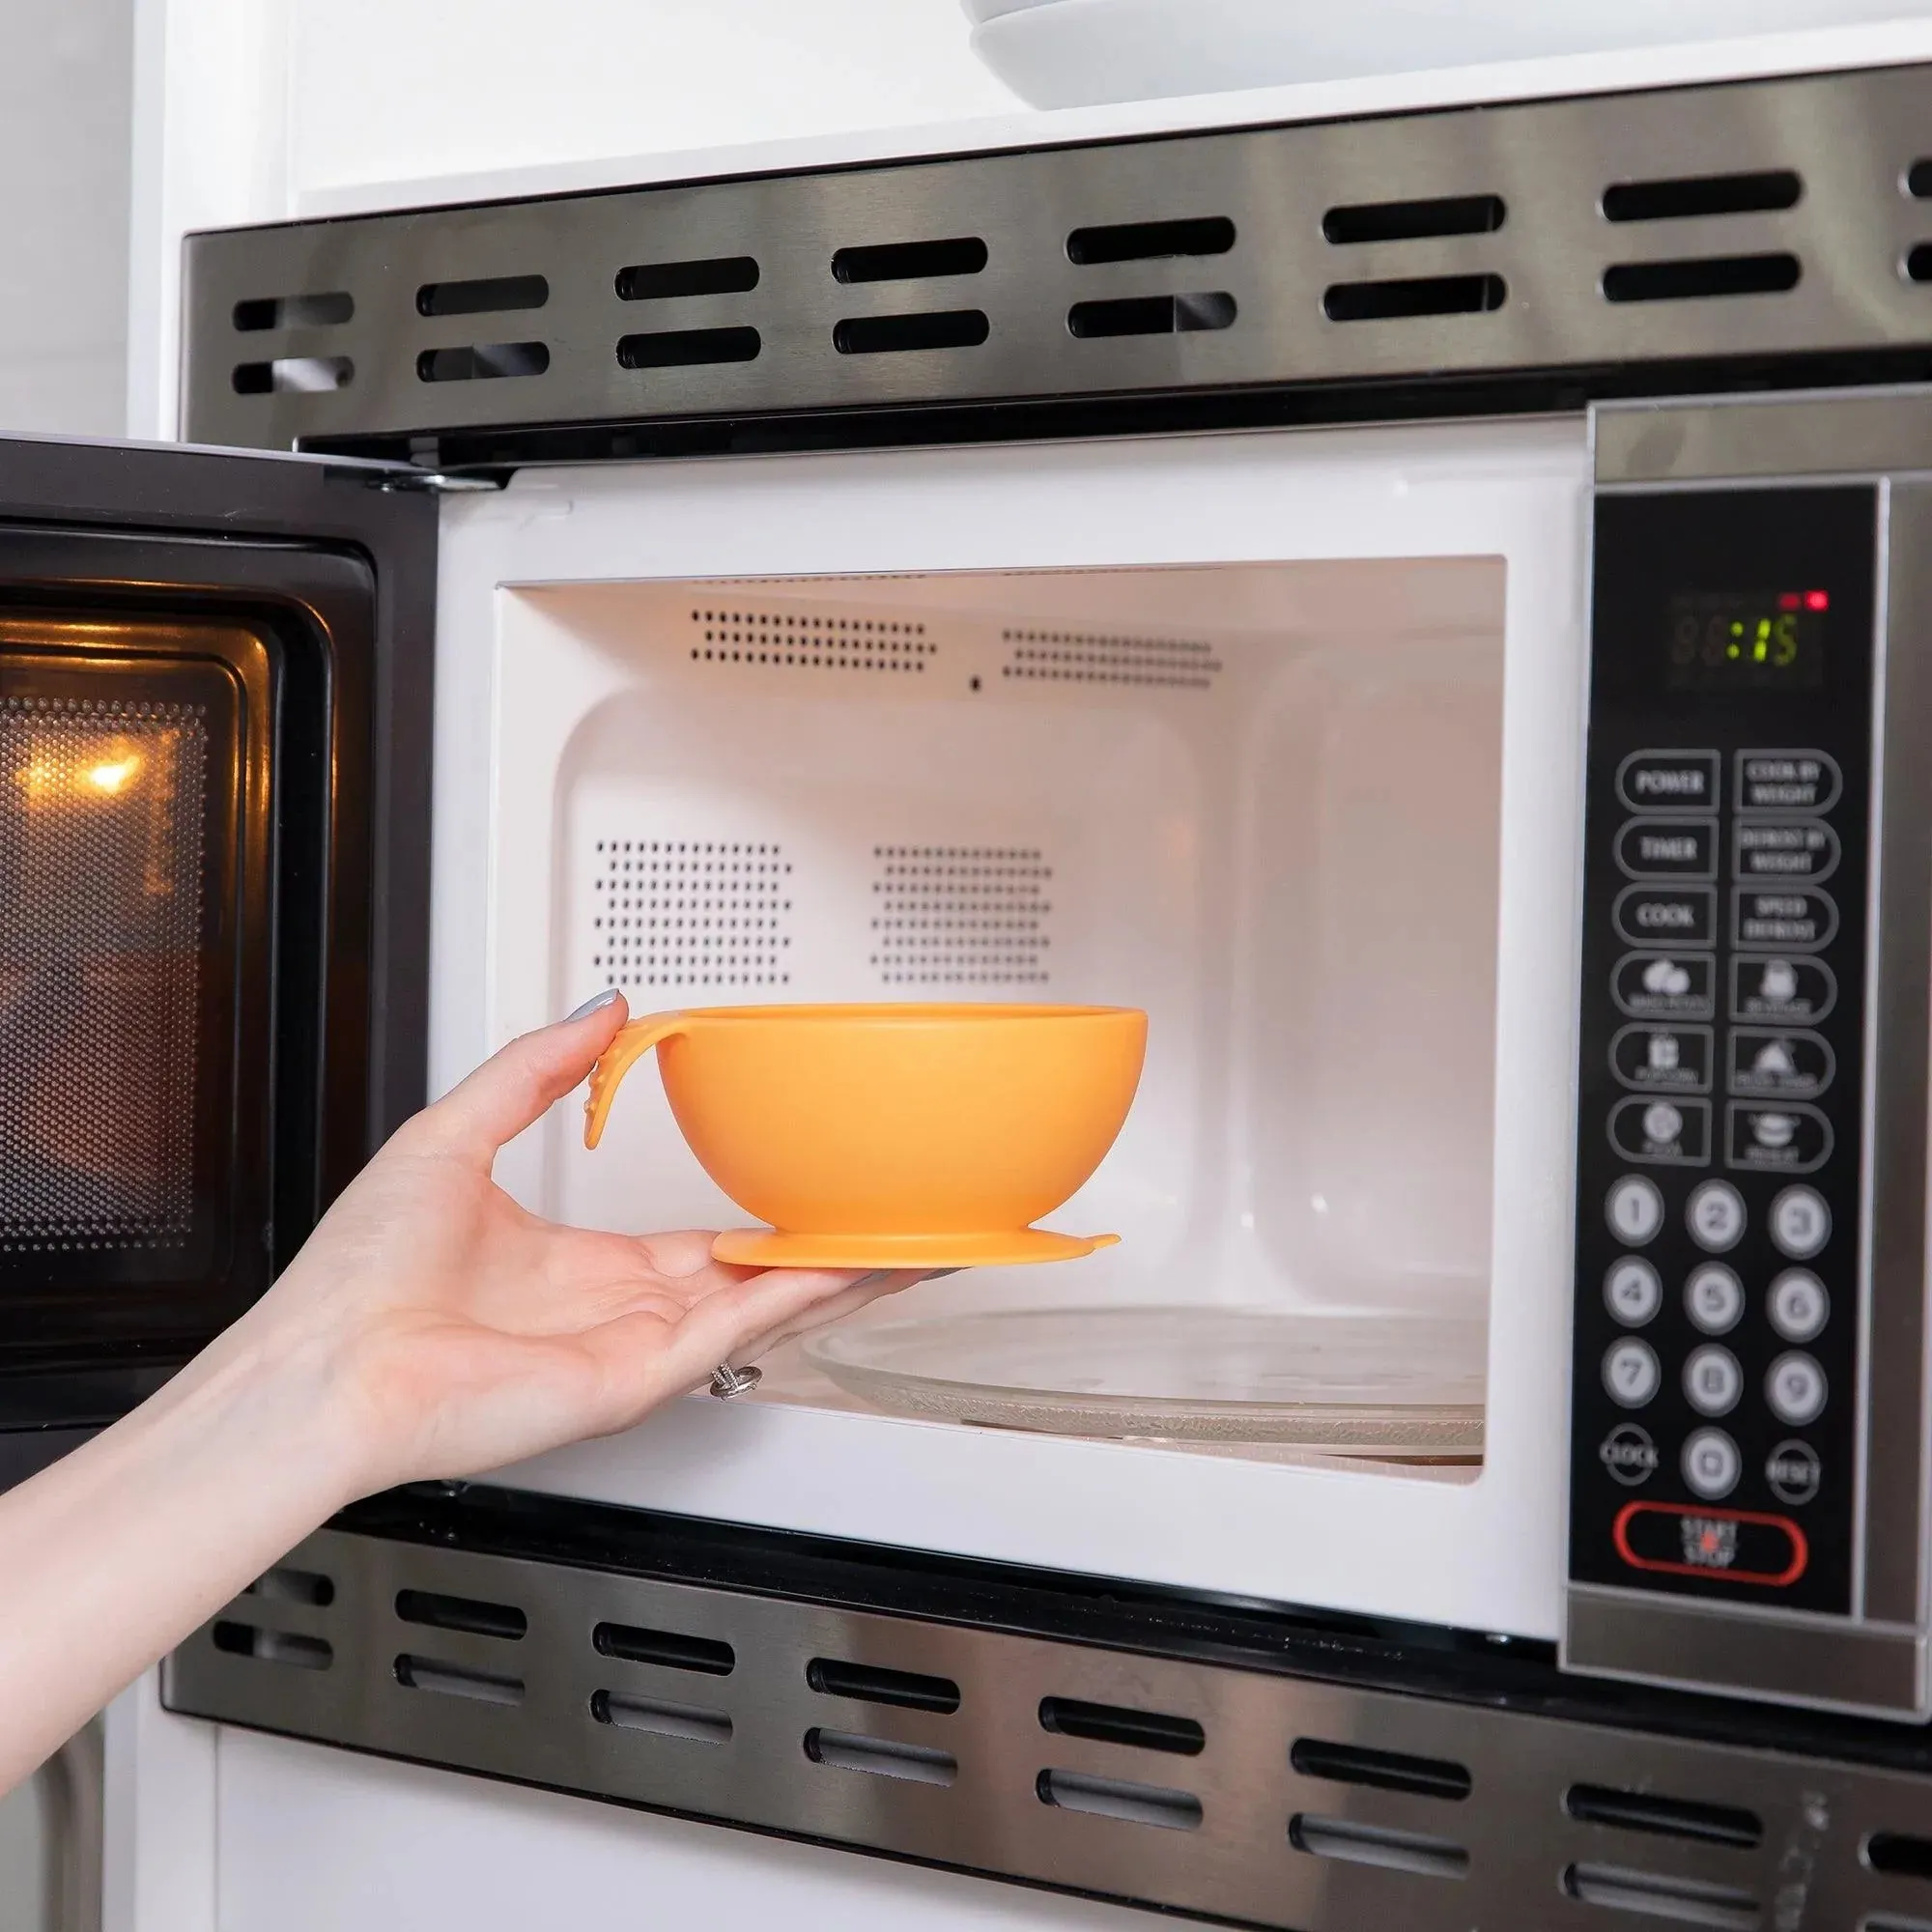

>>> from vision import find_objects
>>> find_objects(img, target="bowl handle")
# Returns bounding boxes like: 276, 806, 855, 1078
582, 1010, 692, 1150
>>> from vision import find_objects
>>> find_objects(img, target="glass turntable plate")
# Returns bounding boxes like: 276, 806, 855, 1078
805, 1307, 1485, 1451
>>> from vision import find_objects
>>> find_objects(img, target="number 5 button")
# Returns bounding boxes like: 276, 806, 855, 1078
1605, 1340, 1661, 1408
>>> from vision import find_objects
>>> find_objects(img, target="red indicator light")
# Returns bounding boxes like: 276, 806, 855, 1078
1805, 589, 1830, 611
1778, 592, 1802, 611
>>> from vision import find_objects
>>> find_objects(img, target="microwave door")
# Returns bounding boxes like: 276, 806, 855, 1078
0, 435, 436, 1463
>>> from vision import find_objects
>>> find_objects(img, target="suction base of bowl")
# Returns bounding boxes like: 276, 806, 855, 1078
711, 1228, 1121, 1269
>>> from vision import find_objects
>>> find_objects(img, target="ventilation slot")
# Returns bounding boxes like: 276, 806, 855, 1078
232, 356, 352, 395
394, 1655, 525, 1707
1907, 244, 1932, 285
871, 845, 1050, 988
232, 291, 353, 331
1322, 193, 1506, 243
809, 1659, 961, 1714
690, 607, 933, 672
590, 1689, 731, 1745
1567, 1784, 1761, 1849
1067, 293, 1235, 338
244, 1566, 334, 1608
1868, 1833, 1932, 1879
806, 1728, 957, 1786
395, 1589, 526, 1640
618, 327, 760, 369
416, 274, 549, 317
1602, 256, 1801, 303
591, 838, 791, 992
1564, 1862, 1759, 1928
1602, 171, 1803, 222
1039, 1697, 1204, 1756
1002, 625, 1221, 690
1324, 272, 1506, 322
1864, 1918, 1932, 1932
1292, 1737, 1470, 1801
833, 310, 988, 355
616, 256, 759, 300
1290, 1813, 1469, 1880
210, 1622, 332, 1671
1066, 215, 1235, 264
1037, 1769, 1202, 1832
834, 237, 987, 283
594, 1622, 734, 1676
416, 342, 549, 382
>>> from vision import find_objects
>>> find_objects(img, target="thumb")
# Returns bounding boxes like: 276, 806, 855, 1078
392, 990, 629, 1168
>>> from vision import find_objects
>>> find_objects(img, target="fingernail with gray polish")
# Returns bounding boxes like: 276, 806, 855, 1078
566, 988, 622, 1022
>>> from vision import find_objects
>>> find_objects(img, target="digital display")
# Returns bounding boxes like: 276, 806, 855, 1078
1667, 589, 1828, 691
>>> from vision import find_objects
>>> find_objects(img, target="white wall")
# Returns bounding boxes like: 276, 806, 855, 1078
0, 0, 132, 436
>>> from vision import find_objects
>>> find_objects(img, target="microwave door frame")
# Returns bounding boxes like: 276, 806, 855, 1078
0, 435, 438, 1450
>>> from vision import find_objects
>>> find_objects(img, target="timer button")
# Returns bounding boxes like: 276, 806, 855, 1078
1769, 1270, 1830, 1344
1617, 752, 1720, 814
1737, 751, 1841, 814
1770, 1186, 1831, 1260
1616, 818, 1718, 880
1606, 1177, 1665, 1246
1687, 1180, 1747, 1253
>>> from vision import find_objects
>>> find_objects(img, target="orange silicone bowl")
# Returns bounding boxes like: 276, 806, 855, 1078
582, 1003, 1148, 1268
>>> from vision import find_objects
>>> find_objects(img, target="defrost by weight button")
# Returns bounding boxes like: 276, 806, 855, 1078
1733, 819, 1839, 883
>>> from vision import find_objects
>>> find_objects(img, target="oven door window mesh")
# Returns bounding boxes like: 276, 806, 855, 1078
0, 699, 210, 1252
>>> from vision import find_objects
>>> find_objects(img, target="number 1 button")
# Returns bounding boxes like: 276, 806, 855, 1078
1607, 1177, 1665, 1245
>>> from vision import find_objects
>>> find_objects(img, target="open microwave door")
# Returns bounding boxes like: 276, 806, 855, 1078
0, 436, 437, 1469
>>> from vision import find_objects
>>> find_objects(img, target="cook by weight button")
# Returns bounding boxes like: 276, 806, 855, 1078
1605, 1259, 1662, 1326
1612, 1024, 1712, 1094
1607, 1176, 1665, 1245
1619, 751, 1720, 813
1769, 1270, 1830, 1343
1737, 750, 1841, 814
1616, 818, 1718, 880
1683, 1429, 1743, 1501
1687, 1179, 1747, 1253
1615, 952, 1717, 1021
1733, 819, 1840, 884
1685, 1346, 1744, 1417
1768, 1352, 1828, 1426
1729, 1029, 1833, 1099
1609, 1095, 1711, 1166
1731, 954, 1835, 1023
1605, 1339, 1662, 1408
1725, 1101, 1833, 1175
1771, 1186, 1830, 1260
1617, 886, 1717, 949
1733, 888, 1837, 952
1686, 1264, 1745, 1335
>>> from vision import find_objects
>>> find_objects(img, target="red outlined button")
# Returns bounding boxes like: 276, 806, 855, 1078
1613, 1500, 1808, 1586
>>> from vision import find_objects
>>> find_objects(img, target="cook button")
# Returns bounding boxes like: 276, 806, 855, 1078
1610, 1095, 1711, 1165
1614, 1499, 1807, 1582
1687, 1179, 1747, 1253
1686, 1264, 1745, 1335
1771, 1185, 1831, 1259
1619, 751, 1721, 813
1766, 1440, 1822, 1506
1769, 1269, 1830, 1343
1612, 1024, 1712, 1094
1726, 1101, 1832, 1175
1737, 751, 1841, 814
1605, 1339, 1662, 1408
1733, 819, 1839, 884
1615, 952, 1717, 1021
1617, 886, 1717, 949
1617, 818, 1718, 879
1733, 888, 1837, 952
1607, 1176, 1665, 1245
1682, 1429, 1743, 1500
1728, 1029, 1833, 1099
1767, 1352, 1827, 1426
1731, 954, 1836, 1023
1685, 1345, 1744, 1417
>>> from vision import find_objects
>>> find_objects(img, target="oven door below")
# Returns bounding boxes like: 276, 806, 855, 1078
0, 437, 436, 1461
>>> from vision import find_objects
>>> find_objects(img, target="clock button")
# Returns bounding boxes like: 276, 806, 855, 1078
1687, 1180, 1746, 1253
1768, 1270, 1830, 1344
1770, 1186, 1831, 1260
1686, 1264, 1745, 1335
1607, 1177, 1665, 1246
1767, 1352, 1828, 1427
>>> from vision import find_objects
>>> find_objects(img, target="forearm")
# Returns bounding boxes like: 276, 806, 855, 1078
0, 1330, 359, 1793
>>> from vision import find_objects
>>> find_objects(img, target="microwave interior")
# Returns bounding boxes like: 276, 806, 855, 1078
507, 555, 1505, 1472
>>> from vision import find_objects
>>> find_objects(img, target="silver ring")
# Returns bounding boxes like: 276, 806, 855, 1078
709, 1362, 763, 1400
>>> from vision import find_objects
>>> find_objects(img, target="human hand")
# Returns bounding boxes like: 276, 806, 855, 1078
179, 989, 917, 1504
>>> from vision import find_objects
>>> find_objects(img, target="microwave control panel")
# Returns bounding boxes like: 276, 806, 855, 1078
1571, 486, 1878, 1616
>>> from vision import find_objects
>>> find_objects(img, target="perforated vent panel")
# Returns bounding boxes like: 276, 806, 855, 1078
1002, 628, 1222, 691
690, 608, 933, 673
0, 698, 207, 1253
871, 845, 1051, 987
590, 839, 792, 992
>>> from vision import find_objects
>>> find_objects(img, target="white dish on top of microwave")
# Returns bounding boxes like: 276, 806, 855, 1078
962, 0, 1932, 105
